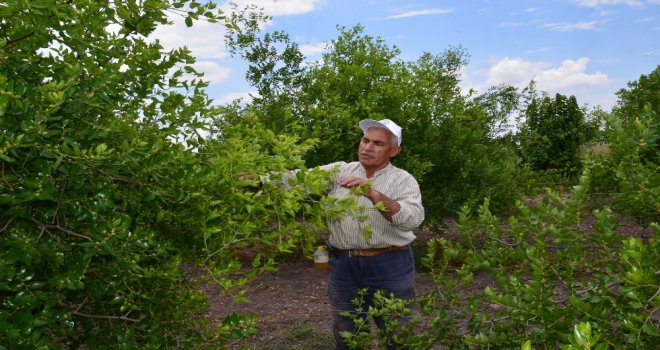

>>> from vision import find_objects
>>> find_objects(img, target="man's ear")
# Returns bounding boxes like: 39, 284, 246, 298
389, 145, 401, 157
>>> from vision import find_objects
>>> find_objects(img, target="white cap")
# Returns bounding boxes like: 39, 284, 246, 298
359, 119, 402, 145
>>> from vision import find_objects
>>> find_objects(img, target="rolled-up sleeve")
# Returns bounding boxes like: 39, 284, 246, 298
391, 175, 425, 231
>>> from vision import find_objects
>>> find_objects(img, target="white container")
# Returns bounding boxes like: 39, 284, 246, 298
313, 246, 329, 270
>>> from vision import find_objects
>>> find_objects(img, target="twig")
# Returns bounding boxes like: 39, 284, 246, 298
71, 298, 140, 323
556, 281, 620, 304
72, 298, 140, 323
37, 225, 47, 241
647, 282, 660, 304
0, 219, 13, 233
496, 238, 518, 247
71, 310, 139, 323
74, 297, 88, 313
1, 162, 13, 191
5, 32, 34, 49
29, 217, 92, 241
52, 180, 67, 224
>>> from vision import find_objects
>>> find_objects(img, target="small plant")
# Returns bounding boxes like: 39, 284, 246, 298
339, 289, 430, 349
560, 322, 608, 350
417, 170, 658, 349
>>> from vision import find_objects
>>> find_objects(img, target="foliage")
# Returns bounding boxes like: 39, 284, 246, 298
339, 289, 429, 350
589, 106, 659, 225
359, 86, 659, 349
398, 51, 533, 217
518, 93, 587, 177
5, 2, 655, 348
560, 322, 608, 350
414, 170, 658, 349
197, 117, 343, 274
291, 24, 409, 168
222, 23, 534, 218
222, 5, 306, 134
612, 65, 660, 125
470, 84, 521, 139
0, 1, 338, 348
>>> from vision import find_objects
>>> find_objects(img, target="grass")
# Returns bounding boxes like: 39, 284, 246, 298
277, 320, 334, 350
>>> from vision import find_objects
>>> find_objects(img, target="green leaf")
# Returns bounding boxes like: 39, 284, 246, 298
0, 154, 15, 162
95, 143, 107, 154
521, 340, 532, 350
642, 323, 660, 336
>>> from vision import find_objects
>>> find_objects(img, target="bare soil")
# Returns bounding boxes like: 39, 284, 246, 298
204, 261, 337, 349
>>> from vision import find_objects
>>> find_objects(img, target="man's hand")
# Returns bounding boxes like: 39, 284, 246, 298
339, 176, 400, 221
339, 176, 367, 188
340, 176, 373, 196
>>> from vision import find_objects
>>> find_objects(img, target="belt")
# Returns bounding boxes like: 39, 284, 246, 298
336, 245, 409, 257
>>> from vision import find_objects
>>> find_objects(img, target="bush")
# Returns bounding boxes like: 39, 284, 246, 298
0, 2, 330, 347
588, 105, 659, 225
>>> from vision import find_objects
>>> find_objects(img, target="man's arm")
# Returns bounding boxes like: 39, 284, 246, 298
364, 188, 400, 222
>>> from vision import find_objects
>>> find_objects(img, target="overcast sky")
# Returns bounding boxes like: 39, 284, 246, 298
152, 0, 660, 110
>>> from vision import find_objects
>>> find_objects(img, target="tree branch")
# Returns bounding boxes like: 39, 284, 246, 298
72, 297, 140, 323
496, 238, 518, 247
0, 219, 13, 233
647, 282, 660, 304
72, 310, 140, 323
5, 32, 35, 49
30, 217, 92, 241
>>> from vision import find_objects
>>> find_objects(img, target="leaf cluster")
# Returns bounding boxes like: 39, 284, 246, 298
588, 106, 659, 226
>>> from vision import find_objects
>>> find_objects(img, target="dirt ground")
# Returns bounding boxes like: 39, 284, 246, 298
205, 261, 439, 350
202, 214, 654, 350
205, 260, 338, 349
203, 228, 442, 350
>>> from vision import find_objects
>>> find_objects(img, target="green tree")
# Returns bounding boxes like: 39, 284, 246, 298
612, 65, 660, 125
223, 24, 532, 218
470, 84, 520, 139
0, 1, 226, 347
609, 65, 660, 167
295, 25, 406, 167
388, 89, 659, 348
595, 106, 659, 225
0, 1, 334, 347
519, 93, 586, 177
222, 5, 306, 134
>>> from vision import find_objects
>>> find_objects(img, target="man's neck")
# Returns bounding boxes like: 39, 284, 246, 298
363, 163, 390, 178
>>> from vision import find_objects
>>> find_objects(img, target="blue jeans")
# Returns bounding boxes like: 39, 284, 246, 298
328, 247, 415, 349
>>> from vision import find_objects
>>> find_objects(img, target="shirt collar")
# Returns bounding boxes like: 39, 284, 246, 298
361, 162, 393, 178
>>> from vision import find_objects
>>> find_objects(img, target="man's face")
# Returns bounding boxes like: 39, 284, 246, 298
358, 127, 400, 172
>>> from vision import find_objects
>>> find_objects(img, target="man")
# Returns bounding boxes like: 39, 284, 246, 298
316, 119, 425, 349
